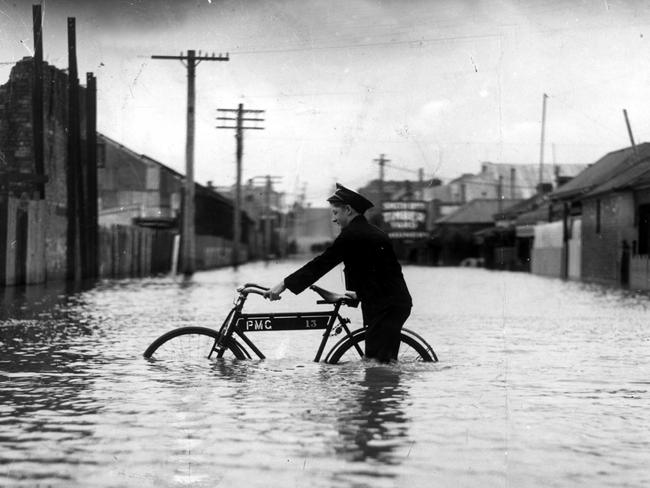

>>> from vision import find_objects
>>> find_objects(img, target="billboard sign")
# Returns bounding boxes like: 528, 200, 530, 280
381, 201, 428, 239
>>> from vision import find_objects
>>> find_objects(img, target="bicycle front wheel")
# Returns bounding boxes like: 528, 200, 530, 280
143, 326, 248, 362
325, 328, 438, 364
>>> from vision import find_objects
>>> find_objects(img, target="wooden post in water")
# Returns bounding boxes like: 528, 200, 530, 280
66, 17, 82, 282
32, 5, 45, 200
85, 73, 98, 278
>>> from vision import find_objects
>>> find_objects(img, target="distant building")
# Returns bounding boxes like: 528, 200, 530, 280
439, 162, 586, 205
290, 206, 336, 254
431, 198, 521, 266
98, 134, 255, 268
97, 134, 181, 228
215, 180, 286, 258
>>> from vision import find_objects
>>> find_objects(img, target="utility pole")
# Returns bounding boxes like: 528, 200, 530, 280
32, 5, 44, 200
217, 103, 265, 267
85, 72, 98, 278
538, 93, 548, 191
497, 175, 504, 213
418, 168, 424, 200
623, 109, 638, 156
66, 17, 82, 282
294, 183, 307, 252
373, 153, 389, 219
249, 175, 282, 259
152, 50, 229, 275
265, 175, 272, 259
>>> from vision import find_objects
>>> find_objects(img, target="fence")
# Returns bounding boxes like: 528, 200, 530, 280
1, 197, 242, 285
196, 235, 248, 269
98, 225, 175, 278
0, 195, 52, 286
630, 255, 650, 291
531, 221, 563, 278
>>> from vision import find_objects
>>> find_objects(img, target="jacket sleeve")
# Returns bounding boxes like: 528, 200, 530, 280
284, 234, 346, 294
343, 266, 357, 292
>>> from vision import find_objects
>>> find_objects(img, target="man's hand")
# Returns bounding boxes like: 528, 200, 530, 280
265, 281, 286, 301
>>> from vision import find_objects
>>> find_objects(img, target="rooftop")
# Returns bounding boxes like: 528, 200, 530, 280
435, 198, 522, 224
551, 143, 650, 200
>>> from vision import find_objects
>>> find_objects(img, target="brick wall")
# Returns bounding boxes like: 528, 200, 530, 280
0, 58, 91, 283
0, 58, 34, 178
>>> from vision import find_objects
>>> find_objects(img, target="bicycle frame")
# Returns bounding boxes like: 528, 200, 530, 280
214, 286, 363, 362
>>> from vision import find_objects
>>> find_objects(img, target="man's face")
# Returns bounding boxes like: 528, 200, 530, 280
331, 204, 352, 229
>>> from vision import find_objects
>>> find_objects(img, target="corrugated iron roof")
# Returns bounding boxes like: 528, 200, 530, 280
551, 143, 650, 200
584, 157, 650, 198
435, 199, 522, 224
515, 206, 552, 226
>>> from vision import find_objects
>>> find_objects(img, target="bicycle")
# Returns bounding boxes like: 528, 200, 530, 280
143, 283, 438, 364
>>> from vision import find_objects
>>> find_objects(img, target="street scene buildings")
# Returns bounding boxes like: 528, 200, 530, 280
3, 3, 650, 488
2, 15, 650, 291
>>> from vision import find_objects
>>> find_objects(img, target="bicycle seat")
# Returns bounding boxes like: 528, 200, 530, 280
310, 285, 359, 307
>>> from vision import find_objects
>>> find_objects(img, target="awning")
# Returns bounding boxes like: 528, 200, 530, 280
516, 225, 535, 238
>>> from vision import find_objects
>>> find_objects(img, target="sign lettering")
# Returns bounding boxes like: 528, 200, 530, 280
381, 200, 428, 240
236, 315, 331, 331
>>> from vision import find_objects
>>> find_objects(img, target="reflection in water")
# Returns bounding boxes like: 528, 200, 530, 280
335, 366, 409, 465
0, 283, 103, 485
1, 263, 650, 487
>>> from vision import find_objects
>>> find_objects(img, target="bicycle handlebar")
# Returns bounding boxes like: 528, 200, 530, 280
236, 283, 358, 307
242, 283, 269, 291
237, 284, 269, 297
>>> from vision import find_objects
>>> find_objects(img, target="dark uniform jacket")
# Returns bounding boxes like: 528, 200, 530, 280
284, 215, 412, 320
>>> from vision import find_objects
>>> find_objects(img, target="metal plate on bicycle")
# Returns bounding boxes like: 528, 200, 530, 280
235, 313, 331, 332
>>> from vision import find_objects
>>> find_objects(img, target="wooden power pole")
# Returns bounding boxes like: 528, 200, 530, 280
32, 5, 44, 200
538, 93, 548, 190
151, 50, 229, 275
623, 109, 638, 156
249, 175, 282, 260
217, 104, 265, 267
66, 17, 82, 282
373, 153, 389, 205
372, 154, 390, 226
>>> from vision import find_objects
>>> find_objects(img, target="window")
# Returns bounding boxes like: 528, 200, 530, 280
97, 141, 106, 168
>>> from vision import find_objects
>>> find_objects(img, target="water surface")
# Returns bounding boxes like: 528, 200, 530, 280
1, 261, 649, 487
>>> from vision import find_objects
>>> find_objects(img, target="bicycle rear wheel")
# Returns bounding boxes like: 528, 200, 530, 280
143, 326, 248, 362
324, 328, 438, 364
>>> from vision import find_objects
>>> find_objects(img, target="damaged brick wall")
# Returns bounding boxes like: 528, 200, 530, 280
0, 58, 90, 283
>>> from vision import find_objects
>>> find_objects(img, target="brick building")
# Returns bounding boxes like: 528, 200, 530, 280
0, 57, 95, 283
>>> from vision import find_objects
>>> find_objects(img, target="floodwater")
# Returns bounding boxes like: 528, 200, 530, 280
1, 260, 649, 487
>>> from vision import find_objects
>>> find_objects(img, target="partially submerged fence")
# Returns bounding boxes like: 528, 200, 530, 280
98, 225, 175, 278
0, 195, 65, 286
1, 196, 244, 285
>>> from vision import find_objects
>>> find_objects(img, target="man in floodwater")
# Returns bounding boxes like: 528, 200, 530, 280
265, 183, 412, 363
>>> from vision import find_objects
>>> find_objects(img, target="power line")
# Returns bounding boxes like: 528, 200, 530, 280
217, 103, 265, 267
150, 49, 229, 275
227, 33, 501, 55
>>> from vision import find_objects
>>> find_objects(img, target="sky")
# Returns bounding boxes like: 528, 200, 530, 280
1, 0, 650, 204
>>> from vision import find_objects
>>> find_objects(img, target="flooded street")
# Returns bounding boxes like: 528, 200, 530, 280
1, 260, 649, 487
